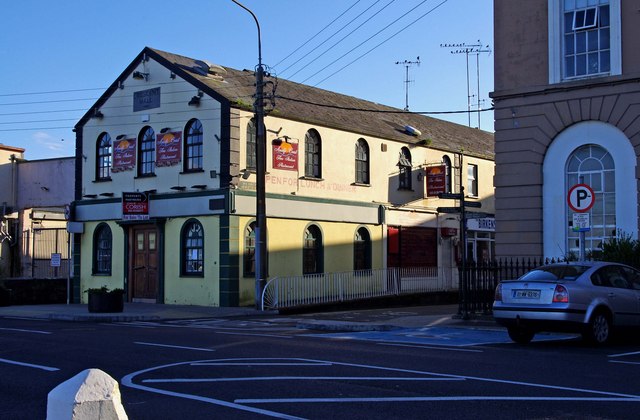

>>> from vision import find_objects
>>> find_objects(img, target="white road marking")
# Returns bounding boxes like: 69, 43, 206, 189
143, 376, 464, 383
3, 316, 50, 321
134, 341, 215, 352
0, 357, 59, 371
236, 396, 640, 404
610, 360, 640, 366
609, 350, 640, 358
0, 327, 51, 334
378, 342, 483, 353
214, 331, 292, 339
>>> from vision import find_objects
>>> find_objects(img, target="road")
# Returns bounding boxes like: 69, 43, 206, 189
1, 314, 640, 419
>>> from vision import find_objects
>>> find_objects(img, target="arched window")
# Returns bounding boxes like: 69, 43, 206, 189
443, 155, 452, 193
354, 227, 372, 271
137, 126, 155, 176
184, 119, 203, 171
398, 147, 412, 190
303, 225, 323, 274
246, 119, 257, 171
244, 221, 256, 277
566, 144, 615, 256
355, 139, 370, 184
181, 219, 204, 276
305, 129, 322, 178
93, 223, 112, 275
96, 133, 112, 181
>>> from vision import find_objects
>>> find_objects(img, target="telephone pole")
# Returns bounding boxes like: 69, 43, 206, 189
395, 57, 420, 111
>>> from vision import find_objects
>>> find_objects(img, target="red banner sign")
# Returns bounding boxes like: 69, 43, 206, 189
112, 138, 136, 172
272, 142, 298, 171
122, 192, 149, 220
156, 131, 182, 167
426, 165, 446, 197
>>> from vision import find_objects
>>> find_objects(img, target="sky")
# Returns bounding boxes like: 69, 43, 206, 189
0, 0, 493, 161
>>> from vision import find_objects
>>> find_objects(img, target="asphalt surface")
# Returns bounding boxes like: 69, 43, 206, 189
0, 302, 498, 332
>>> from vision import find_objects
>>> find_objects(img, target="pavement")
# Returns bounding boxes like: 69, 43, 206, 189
0, 302, 499, 332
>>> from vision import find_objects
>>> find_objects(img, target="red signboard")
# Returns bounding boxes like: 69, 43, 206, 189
112, 138, 136, 172
425, 165, 446, 197
272, 142, 298, 171
122, 192, 149, 220
156, 131, 182, 167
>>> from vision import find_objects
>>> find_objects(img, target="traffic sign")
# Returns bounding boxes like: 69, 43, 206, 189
463, 201, 482, 208
438, 193, 463, 200
437, 207, 461, 214
572, 213, 590, 232
567, 183, 595, 213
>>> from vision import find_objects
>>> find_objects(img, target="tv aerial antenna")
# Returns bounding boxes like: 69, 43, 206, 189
440, 41, 491, 129
395, 57, 421, 111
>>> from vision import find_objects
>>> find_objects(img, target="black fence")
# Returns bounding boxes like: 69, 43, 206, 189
459, 257, 561, 316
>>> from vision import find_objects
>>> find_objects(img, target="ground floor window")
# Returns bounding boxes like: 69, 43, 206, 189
465, 231, 495, 263
354, 227, 372, 270
181, 219, 204, 276
303, 224, 323, 274
93, 223, 112, 275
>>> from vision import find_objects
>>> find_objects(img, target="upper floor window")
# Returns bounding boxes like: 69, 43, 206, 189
96, 133, 112, 181
137, 126, 155, 176
549, 0, 620, 83
467, 163, 478, 197
93, 223, 112, 275
244, 221, 256, 277
181, 219, 204, 276
354, 227, 372, 271
443, 155, 453, 193
303, 225, 323, 274
398, 147, 412, 190
246, 119, 257, 171
355, 139, 370, 184
184, 119, 203, 172
305, 129, 322, 178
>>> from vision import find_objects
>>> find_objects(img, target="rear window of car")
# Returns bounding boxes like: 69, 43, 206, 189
518, 265, 590, 281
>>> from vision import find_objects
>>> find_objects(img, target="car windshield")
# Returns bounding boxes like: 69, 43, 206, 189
518, 265, 590, 281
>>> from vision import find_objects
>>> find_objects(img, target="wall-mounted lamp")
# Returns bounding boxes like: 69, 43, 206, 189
144, 189, 157, 194
170, 72, 176, 79
116, 134, 127, 140
132, 71, 149, 80
40, 186, 49, 192
191, 184, 207, 190
82, 194, 97, 199
92, 108, 104, 119
170, 186, 186, 191
99, 192, 114, 197
210, 170, 217, 179
188, 96, 201, 106
160, 127, 172, 134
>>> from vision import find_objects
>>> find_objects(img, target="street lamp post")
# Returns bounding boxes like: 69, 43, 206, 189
231, 0, 268, 309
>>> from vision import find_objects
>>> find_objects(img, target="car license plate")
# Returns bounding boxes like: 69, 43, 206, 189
513, 289, 540, 299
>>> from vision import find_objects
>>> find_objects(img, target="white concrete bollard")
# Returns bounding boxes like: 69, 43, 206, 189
47, 368, 128, 420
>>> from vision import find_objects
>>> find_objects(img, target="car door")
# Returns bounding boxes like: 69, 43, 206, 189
620, 266, 640, 325
592, 266, 638, 326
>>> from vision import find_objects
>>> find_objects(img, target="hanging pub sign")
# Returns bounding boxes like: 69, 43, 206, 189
272, 141, 298, 171
122, 192, 149, 220
112, 138, 136, 172
425, 165, 446, 197
156, 131, 182, 167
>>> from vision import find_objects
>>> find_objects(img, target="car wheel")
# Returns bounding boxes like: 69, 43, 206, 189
583, 311, 611, 345
507, 327, 535, 344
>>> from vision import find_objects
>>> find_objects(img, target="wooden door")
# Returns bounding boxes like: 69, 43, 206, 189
131, 226, 159, 302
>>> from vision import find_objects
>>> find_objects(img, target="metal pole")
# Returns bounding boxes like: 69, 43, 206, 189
476, 51, 481, 129
459, 152, 469, 319
231, 0, 268, 309
465, 51, 471, 127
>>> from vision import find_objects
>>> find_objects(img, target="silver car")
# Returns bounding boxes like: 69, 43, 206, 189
493, 261, 640, 344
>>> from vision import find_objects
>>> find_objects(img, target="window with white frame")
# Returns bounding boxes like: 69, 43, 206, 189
549, 0, 620, 83
467, 163, 478, 197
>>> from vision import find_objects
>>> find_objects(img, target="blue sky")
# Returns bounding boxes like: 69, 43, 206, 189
0, 0, 493, 160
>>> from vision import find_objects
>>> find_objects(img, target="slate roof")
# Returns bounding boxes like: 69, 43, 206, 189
81, 47, 494, 160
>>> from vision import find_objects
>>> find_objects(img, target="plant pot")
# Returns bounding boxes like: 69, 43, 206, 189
87, 291, 124, 313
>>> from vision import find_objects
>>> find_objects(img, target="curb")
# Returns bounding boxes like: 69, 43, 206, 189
48, 314, 162, 323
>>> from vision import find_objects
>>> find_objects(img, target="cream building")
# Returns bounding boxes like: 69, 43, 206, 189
73, 47, 494, 307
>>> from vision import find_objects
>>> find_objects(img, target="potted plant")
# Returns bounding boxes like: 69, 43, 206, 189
85, 286, 124, 313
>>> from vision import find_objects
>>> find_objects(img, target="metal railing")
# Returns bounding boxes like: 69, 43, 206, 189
261, 266, 452, 310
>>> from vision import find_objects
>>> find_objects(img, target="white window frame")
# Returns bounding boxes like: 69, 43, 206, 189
548, 0, 621, 84
467, 163, 478, 197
